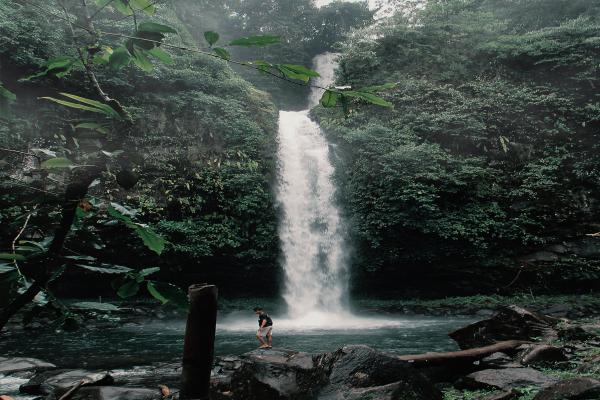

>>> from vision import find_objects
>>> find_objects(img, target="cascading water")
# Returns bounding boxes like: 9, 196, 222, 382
276, 53, 349, 319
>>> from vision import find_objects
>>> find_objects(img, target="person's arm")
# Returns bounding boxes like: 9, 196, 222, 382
260, 318, 267, 328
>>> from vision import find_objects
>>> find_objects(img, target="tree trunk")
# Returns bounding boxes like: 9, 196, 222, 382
181, 284, 218, 400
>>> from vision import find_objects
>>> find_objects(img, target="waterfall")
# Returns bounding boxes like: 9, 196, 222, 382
277, 53, 349, 318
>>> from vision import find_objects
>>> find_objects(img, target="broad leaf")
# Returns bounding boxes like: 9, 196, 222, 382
41, 157, 73, 169
0, 264, 16, 273
130, 0, 156, 15
213, 47, 230, 61
229, 35, 280, 47
147, 281, 188, 310
113, 0, 134, 15
138, 22, 177, 34
41, 93, 122, 119
132, 47, 153, 72
108, 46, 131, 70
75, 264, 133, 274
204, 31, 219, 46
0, 84, 16, 102
277, 64, 319, 83
134, 225, 166, 255
139, 267, 160, 277
0, 253, 24, 261
75, 122, 109, 134
343, 91, 393, 108
108, 206, 166, 255
117, 280, 140, 298
148, 47, 173, 64
320, 90, 340, 108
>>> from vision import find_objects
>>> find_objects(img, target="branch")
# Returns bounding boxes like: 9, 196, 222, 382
57, 0, 130, 120
0, 147, 41, 163
11, 206, 38, 278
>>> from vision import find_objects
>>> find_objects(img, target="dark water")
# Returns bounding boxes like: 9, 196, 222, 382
0, 313, 473, 369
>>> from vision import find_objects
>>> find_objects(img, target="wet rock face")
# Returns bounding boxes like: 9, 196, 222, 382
19, 369, 113, 396
213, 348, 327, 400
70, 387, 162, 400
449, 306, 558, 349
317, 345, 442, 400
0, 357, 56, 374
533, 377, 600, 400
211, 346, 441, 400
519, 344, 567, 365
457, 368, 558, 391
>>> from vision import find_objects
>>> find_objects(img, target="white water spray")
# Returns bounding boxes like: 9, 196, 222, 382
277, 53, 348, 319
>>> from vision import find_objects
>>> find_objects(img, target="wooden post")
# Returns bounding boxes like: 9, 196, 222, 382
180, 284, 218, 400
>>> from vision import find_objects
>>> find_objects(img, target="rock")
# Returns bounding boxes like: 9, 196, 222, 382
481, 352, 520, 369
540, 305, 573, 318
449, 306, 558, 349
576, 355, 600, 374
317, 345, 442, 400
533, 377, 600, 400
20, 369, 113, 396
219, 348, 327, 399
211, 346, 441, 400
71, 387, 162, 400
457, 368, 558, 391
479, 389, 521, 400
520, 345, 567, 365
0, 357, 56, 374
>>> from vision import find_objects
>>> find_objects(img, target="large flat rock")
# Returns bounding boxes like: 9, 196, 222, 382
0, 357, 56, 374
20, 369, 113, 396
71, 387, 162, 400
533, 377, 600, 400
458, 368, 558, 391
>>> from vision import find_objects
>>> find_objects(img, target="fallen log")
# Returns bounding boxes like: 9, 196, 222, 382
398, 340, 529, 367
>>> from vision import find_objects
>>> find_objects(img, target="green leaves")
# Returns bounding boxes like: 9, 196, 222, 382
137, 22, 177, 34
0, 83, 16, 102
75, 264, 133, 274
0, 253, 25, 261
108, 46, 131, 70
95, 0, 155, 16
277, 64, 320, 83
147, 281, 188, 310
204, 31, 220, 46
22, 56, 79, 81
213, 47, 231, 61
318, 88, 393, 109
148, 47, 173, 64
41, 157, 73, 169
229, 35, 280, 47
40, 93, 122, 119
320, 90, 340, 107
343, 90, 393, 108
117, 279, 140, 298
108, 204, 166, 255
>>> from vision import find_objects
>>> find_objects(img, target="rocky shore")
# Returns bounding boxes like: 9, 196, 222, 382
1, 305, 599, 400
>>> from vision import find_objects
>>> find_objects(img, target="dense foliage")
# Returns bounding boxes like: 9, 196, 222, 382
315, 0, 600, 294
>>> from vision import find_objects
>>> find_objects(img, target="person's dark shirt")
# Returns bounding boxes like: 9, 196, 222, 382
258, 313, 273, 327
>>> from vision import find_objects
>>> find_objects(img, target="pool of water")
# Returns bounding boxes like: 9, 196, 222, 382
0, 311, 473, 369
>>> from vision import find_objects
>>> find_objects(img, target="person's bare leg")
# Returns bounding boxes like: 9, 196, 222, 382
267, 332, 272, 348
256, 333, 267, 347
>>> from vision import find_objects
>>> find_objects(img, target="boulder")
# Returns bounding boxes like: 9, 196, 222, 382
0, 357, 56, 374
449, 306, 558, 349
533, 377, 600, 400
70, 387, 162, 400
457, 368, 558, 391
211, 346, 441, 400
520, 345, 567, 365
317, 345, 442, 400
481, 352, 521, 369
217, 348, 327, 400
20, 369, 113, 396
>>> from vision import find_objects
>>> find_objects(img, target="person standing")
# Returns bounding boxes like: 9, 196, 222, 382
254, 307, 273, 349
